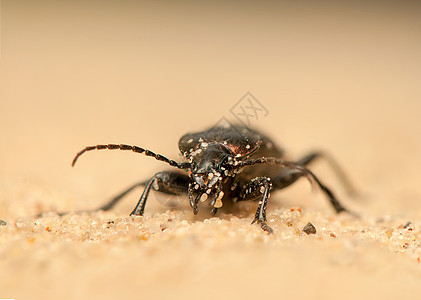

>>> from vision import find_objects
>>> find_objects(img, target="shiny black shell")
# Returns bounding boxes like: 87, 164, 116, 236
179, 125, 286, 182
179, 125, 264, 157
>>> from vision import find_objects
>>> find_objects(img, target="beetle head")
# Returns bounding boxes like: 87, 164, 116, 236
188, 143, 232, 190
186, 143, 235, 212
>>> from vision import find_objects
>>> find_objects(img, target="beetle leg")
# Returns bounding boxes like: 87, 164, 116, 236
130, 171, 191, 216
236, 157, 351, 215
95, 181, 148, 211
297, 151, 357, 197
238, 177, 273, 234
271, 170, 349, 214
188, 186, 201, 215
39, 181, 150, 217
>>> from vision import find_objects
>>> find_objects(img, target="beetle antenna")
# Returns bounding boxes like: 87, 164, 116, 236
71, 144, 191, 169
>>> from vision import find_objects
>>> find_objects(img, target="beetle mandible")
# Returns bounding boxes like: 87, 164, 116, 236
72, 124, 355, 233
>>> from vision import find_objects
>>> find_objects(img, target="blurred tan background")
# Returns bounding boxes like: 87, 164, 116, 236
1, 0, 421, 299
1, 0, 420, 213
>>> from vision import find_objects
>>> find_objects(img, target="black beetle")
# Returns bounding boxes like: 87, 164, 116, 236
71, 124, 355, 233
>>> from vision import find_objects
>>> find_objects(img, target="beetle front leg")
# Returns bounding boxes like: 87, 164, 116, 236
238, 177, 273, 234
130, 171, 190, 216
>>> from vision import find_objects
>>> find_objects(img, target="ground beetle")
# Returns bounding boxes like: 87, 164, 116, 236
72, 124, 355, 233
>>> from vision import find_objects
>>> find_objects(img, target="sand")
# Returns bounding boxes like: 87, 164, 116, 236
2, 195, 421, 299
1, 1, 421, 299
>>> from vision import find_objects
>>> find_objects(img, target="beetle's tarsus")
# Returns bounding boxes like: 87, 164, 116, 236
129, 210, 143, 216
252, 218, 273, 234
210, 207, 218, 216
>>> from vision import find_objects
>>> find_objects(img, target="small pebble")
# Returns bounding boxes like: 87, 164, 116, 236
302, 222, 316, 235
0, 219, 7, 226
403, 221, 412, 229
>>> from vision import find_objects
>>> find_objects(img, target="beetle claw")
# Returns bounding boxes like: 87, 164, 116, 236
252, 218, 273, 234
210, 207, 218, 216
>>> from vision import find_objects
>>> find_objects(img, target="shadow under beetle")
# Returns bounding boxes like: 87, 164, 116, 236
72, 124, 355, 233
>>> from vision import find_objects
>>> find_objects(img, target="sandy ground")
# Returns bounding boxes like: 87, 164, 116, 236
1, 1, 421, 299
